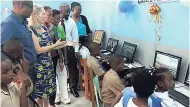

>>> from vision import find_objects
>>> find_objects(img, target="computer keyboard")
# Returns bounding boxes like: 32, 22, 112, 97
168, 89, 189, 107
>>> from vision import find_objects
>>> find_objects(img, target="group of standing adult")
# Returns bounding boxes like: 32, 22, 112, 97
1, 0, 91, 107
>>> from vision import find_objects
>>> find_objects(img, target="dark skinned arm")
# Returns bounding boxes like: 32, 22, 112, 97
20, 82, 28, 107
111, 92, 123, 107
63, 47, 68, 64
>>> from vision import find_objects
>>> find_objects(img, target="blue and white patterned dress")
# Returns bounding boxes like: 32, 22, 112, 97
30, 26, 56, 99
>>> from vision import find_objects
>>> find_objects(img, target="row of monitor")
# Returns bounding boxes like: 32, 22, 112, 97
105, 38, 137, 62
104, 38, 189, 86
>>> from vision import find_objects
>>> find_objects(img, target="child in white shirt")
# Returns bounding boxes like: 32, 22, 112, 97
152, 67, 177, 107
78, 36, 90, 59
126, 69, 155, 107
79, 46, 90, 59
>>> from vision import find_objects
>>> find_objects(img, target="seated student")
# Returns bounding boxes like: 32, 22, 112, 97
126, 69, 155, 107
87, 43, 105, 78
1, 53, 30, 107
101, 54, 125, 107
2, 40, 29, 74
152, 67, 177, 107
112, 68, 174, 107
111, 87, 134, 107
79, 35, 90, 59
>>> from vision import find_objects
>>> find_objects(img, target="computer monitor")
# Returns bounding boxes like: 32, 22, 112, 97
153, 50, 182, 80
120, 41, 137, 63
185, 63, 189, 86
106, 38, 119, 53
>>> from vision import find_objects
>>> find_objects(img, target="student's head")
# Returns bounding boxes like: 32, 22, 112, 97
153, 67, 175, 91
109, 54, 124, 73
52, 9, 60, 26
89, 43, 100, 56
131, 69, 155, 98
79, 36, 88, 48
44, 6, 52, 24
1, 53, 14, 85
28, 4, 45, 27
2, 40, 24, 61
59, 3, 70, 20
13, 0, 33, 18
71, 2, 81, 17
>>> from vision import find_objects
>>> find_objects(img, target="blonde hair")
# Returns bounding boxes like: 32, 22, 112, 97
28, 4, 45, 28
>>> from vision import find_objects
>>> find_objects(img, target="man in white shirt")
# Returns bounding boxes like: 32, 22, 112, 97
59, 3, 80, 98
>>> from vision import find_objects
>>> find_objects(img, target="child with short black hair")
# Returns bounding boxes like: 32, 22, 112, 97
127, 69, 155, 107
2, 40, 29, 74
87, 43, 105, 77
2, 40, 35, 107
1, 53, 29, 107
153, 67, 177, 107
101, 54, 125, 107
78, 35, 90, 59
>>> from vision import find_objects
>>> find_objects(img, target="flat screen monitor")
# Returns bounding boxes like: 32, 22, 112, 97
106, 38, 119, 53
121, 41, 137, 62
185, 63, 189, 86
153, 50, 182, 80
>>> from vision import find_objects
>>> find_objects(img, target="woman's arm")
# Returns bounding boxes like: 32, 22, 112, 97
32, 33, 65, 54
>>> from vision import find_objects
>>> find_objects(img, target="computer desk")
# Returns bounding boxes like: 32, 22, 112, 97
100, 53, 190, 106
174, 81, 189, 107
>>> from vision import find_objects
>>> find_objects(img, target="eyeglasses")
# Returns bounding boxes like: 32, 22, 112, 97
12, 66, 21, 74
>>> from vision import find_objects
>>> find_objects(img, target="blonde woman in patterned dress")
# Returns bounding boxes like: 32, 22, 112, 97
28, 4, 67, 107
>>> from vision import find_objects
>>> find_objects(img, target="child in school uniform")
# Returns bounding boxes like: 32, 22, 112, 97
1, 53, 31, 107
101, 54, 125, 107
87, 43, 105, 79
112, 68, 176, 107
2, 40, 30, 74
152, 67, 177, 107
78, 36, 90, 59
1, 40, 36, 107
126, 69, 155, 107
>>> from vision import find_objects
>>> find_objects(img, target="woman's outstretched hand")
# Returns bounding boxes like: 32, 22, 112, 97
55, 39, 67, 47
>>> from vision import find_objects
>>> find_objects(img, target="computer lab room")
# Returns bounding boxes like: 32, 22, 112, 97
0, 0, 189, 107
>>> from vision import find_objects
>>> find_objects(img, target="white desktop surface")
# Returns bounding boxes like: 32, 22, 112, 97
173, 82, 189, 107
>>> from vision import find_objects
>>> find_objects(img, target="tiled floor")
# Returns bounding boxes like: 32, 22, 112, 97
56, 91, 92, 107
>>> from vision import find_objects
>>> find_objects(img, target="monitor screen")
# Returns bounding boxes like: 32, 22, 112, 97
185, 63, 189, 86
153, 51, 182, 79
106, 38, 119, 53
121, 41, 137, 61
